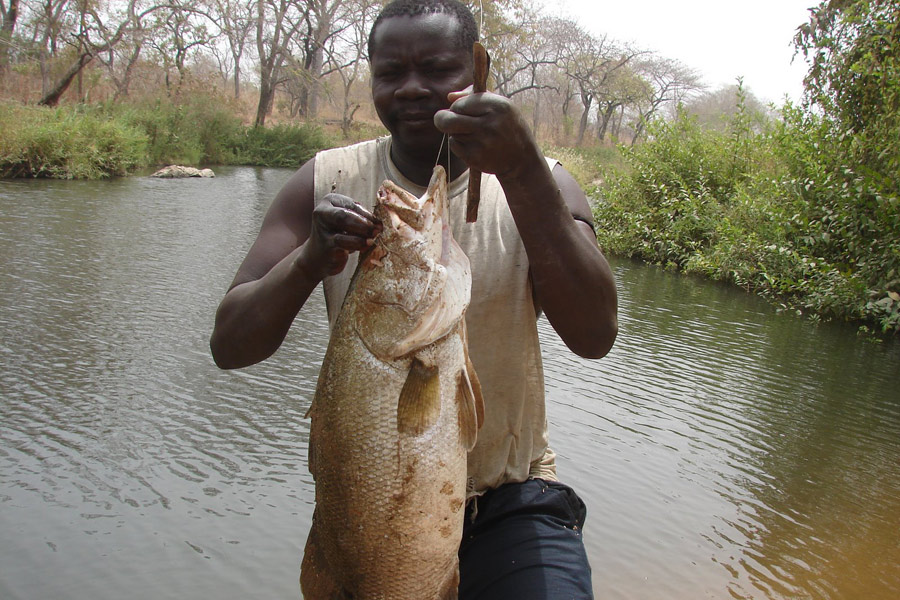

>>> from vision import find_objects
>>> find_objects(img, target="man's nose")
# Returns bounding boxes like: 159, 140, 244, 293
395, 72, 429, 99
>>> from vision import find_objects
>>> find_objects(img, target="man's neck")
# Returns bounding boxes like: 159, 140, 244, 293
390, 140, 468, 187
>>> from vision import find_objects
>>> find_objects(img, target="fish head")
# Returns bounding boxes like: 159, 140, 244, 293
354, 166, 470, 360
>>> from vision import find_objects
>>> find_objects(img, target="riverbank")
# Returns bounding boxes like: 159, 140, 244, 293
0, 99, 343, 179
2, 97, 896, 337
590, 97, 900, 337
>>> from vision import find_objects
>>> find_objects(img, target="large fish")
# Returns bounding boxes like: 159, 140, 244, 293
300, 166, 484, 599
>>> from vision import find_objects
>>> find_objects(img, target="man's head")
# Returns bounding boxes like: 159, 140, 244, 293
368, 0, 479, 61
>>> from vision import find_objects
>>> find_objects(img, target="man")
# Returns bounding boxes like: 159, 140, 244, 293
210, 0, 618, 596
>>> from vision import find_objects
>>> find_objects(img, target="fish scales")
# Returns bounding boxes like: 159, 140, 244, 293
301, 166, 483, 599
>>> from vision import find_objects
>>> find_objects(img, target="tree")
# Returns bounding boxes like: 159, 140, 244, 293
253, 0, 307, 126
560, 26, 635, 146
210, 0, 254, 99
488, 8, 563, 99
95, 6, 153, 100
789, 0, 900, 312
320, 0, 378, 135
147, 3, 215, 97
684, 83, 772, 132
290, 0, 351, 119
795, 0, 900, 194
0, 0, 20, 72
630, 56, 703, 145
38, 0, 169, 106
595, 64, 646, 143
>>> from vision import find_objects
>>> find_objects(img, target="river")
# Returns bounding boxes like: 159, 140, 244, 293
1, 167, 898, 599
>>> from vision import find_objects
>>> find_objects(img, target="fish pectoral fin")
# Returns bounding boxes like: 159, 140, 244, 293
456, 357, 484, 451
468, 355, 484, 429
397, 358, 441, 436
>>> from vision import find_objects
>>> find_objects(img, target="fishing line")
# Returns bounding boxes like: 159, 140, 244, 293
434, 0, 483, 182
435, 132, 450, 176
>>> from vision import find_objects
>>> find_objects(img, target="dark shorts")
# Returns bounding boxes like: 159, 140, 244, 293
458, 479, 594, 599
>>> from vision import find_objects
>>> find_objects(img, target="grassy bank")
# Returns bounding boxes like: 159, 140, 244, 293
0, 98, 337, 178
591, 98, 900, 336
3, 94, 896, 337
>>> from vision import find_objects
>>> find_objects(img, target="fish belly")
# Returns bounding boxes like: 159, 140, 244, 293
301, 310, 468, 599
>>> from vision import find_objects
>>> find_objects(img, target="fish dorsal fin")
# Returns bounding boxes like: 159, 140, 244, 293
456, 352, 484, 451
397, 358, 441, 436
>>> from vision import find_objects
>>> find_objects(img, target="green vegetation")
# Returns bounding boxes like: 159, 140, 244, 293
0, 97, 338, 179
0, 101, 148, 178
1, 0, 895, 334
593, 0, 900, 335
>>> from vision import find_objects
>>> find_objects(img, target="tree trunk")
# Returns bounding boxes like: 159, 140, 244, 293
0, 0, 20, 72
255, 71, 275, 127
39, 52, 94, 106
610, 106, 624, 140
306, 44, 324, 119
596, 103, 618, 143
576, 92, 592, 147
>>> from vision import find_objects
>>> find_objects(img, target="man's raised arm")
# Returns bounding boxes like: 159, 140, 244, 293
435, 89, 618, 359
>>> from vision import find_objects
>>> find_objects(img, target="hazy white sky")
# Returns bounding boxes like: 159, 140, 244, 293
555, 0, 816, 104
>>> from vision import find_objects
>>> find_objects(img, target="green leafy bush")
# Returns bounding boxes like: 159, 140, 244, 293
592, 1, 900, 335
0, 101, 148, 178
594, 87, 898, 334
229, 123, 335, 168
113, 97, 243, 167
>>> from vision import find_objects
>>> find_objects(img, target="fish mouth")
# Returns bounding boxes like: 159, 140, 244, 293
377, 182, 428, 231
374, 167, 446, 233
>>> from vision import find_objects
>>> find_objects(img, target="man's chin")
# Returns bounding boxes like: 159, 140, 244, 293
390, 126, 445, 155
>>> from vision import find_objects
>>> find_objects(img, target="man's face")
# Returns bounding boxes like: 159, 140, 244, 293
370, 13, 474, 157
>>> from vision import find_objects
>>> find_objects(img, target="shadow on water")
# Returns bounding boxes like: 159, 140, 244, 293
1, 171, 898, 599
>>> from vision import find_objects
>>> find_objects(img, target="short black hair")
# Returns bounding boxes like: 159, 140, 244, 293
368, 0, 479, 60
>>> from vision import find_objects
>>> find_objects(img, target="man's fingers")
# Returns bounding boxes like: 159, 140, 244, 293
447, 86, 473, 103
317, 200, 381, 238
434, 110, 483, 137
331, 233, 374, 252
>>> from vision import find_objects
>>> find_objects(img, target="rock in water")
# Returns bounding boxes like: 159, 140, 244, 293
301, 166, 483, 599
150, 165, 214, 178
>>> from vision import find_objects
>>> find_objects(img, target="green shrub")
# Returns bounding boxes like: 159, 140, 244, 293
592, 85, 900, 334
229, 123, 336, 168
0, 96, 340, 178
593, 112, 736, 268
112, 97, 244, 167
0, 101, 148, 178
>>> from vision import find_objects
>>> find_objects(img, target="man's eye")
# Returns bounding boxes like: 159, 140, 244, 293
375, 71, 399, 80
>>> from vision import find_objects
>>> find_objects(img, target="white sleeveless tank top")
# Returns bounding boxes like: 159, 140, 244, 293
314, 137, 557, 495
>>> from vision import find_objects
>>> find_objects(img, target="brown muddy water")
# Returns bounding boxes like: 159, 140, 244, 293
1, 167, 898, 599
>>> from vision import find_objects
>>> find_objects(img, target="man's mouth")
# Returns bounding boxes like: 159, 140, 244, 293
397, 111, 434, 124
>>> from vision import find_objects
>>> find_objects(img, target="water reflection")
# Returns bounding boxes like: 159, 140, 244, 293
1, 171, 898, 600
541, 259, 900, 599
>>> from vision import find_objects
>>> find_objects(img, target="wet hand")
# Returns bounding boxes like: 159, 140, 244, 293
306, 194, 382, 277
434, 88, 539, 179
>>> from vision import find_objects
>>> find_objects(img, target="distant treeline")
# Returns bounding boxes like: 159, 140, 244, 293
0, 0, 708, 145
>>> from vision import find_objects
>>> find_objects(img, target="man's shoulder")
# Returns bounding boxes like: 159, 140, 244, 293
316, 137, 384, 163
313, 137, 389, 203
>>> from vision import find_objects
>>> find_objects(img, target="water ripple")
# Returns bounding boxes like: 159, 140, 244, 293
2, 174, 899, 600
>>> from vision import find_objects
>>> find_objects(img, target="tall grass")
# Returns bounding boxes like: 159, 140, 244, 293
0, 101, 148, 178
230, 123, 334, 168
0, 97, 339, 179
